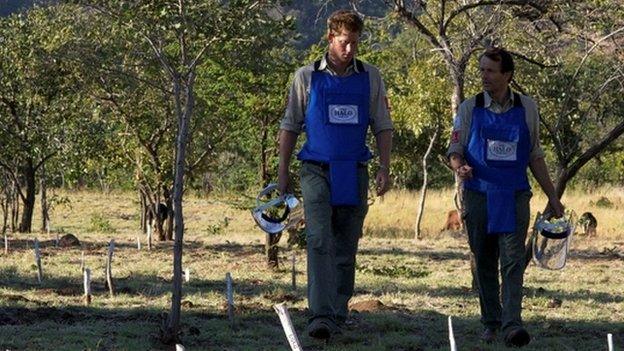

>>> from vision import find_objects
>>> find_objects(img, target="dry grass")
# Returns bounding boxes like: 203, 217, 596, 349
366, 187, 624, 240
0, 188, 622, 350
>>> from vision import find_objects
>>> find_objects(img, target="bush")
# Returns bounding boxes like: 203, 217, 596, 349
89, 213, 116, 233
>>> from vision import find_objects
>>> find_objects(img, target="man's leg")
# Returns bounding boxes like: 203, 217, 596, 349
499, 190, 531, 333
333, 167, 369, 323
300, 162, 337, 331
464, 189, 502, 331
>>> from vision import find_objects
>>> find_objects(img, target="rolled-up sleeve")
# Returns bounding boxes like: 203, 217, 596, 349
446, 99, 473, 158
367, 65, 393, 135
279, 67, 308, 134
521, 96, 546, 161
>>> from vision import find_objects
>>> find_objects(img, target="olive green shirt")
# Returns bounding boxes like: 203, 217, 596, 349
280, 54, 393, 135
447, 90, 545, 162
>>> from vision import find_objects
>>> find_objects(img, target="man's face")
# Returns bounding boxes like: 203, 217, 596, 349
328, 29, 360, 65
479, 56, 512, 95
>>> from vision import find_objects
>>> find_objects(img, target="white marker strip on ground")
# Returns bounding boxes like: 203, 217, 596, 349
274, 303, 303, 351
448, 316, 457, 351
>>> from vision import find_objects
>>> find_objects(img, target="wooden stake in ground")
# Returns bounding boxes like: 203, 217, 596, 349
226, 272, 234, 328
184, 268, 190, 283
608, 333, 614, 351
105, 240, 115, 297
34, 238, 43, 283
137, 236, 141, 250
291, 252, 296, 291
274, 303, 303, 351
448, 316, 457, 351
83, 268, 92, 305
146, 223, 152, 250
4, 232, 8, 254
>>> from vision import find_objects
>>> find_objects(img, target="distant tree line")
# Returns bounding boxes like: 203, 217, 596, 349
0, 1, 623, 236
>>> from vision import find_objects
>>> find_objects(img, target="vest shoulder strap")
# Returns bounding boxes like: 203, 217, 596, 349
513, 92, 523, 108
475, 92, 523, 108
355, 59, 366, 73
475, 92, 485, 108
314, 59, 367, 73
313, 60, 322, 72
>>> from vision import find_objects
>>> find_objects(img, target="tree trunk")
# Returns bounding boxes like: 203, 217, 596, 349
1, 192, 8, 238
140, 190, 147, 233
40, 163, 49, 233
11, 180, 19, 233
19, 162, 36, 233
266, 232, 282, 269
415, 129, 438, 240
165, 188, 174, 241
165, 74, 195, 343
259, 117, 270, 185
449, 66, 465, 115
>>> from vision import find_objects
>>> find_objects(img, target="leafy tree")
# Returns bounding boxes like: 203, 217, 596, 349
71, 0, 294, 342
0, 5, 85, 232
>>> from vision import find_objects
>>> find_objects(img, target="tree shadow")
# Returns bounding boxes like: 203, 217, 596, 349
359, 247, 471, 261
3, 302, 620, 350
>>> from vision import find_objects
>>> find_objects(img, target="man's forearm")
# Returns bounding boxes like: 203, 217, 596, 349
375, 129, 392, 169
279, 129, 298, 173
529, 157, 558, 199
278, 129, 298, 193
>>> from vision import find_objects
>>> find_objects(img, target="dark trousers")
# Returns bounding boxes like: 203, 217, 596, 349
463, 188, 531, 332
299, 162, 369, 324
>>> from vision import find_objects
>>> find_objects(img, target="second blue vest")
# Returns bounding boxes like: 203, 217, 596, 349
297, 60, 372, 206
464, 92, 531, 234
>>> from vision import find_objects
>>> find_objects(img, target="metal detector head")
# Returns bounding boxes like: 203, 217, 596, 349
251, 184, 300, 235
532, 210, 577, 270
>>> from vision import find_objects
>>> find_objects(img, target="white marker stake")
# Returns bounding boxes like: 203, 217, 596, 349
34, 239, 43, 283
4, 232, 8, 254
106, 240, 115, 297
175, 344, 185, 351
226, 272, 234, 328
608, 333, 614, 351
274, 303, 303, 351
448, 316, 457, 351
83, 268, 92, 305
137, 236, 141, 250
147, 223, 152, 250
184, 268, 190, 283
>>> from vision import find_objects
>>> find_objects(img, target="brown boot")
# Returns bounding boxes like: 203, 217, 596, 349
480, 328, 497, 344
504, 327, 531, 347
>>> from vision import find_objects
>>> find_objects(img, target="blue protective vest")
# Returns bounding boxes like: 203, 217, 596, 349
297, 59, 372, 206
464, 92, 531, 234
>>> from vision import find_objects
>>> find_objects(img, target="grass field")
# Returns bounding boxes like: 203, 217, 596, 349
0, 188, 623, 350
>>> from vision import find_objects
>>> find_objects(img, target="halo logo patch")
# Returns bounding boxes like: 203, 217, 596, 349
328, 105, 358, 124
487, 140, 517, 161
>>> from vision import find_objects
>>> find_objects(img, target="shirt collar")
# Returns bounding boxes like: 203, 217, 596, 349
319, 53, 359, 74
483, 88, 514, 108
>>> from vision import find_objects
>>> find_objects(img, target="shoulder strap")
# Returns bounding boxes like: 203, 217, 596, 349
313, 60, 322, 72
513, 92, 523, 108
475, 92, 485, 108
355, 59, 366, 73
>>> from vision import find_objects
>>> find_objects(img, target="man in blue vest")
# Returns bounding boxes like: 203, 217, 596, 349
277, 9, 393, 340
447, 47, 564, 347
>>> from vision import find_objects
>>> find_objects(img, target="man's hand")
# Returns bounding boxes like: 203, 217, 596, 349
545, 196, 565, 218
277, 171, 289, 196
455, 164, 473, 180
375, 167, 390, 196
